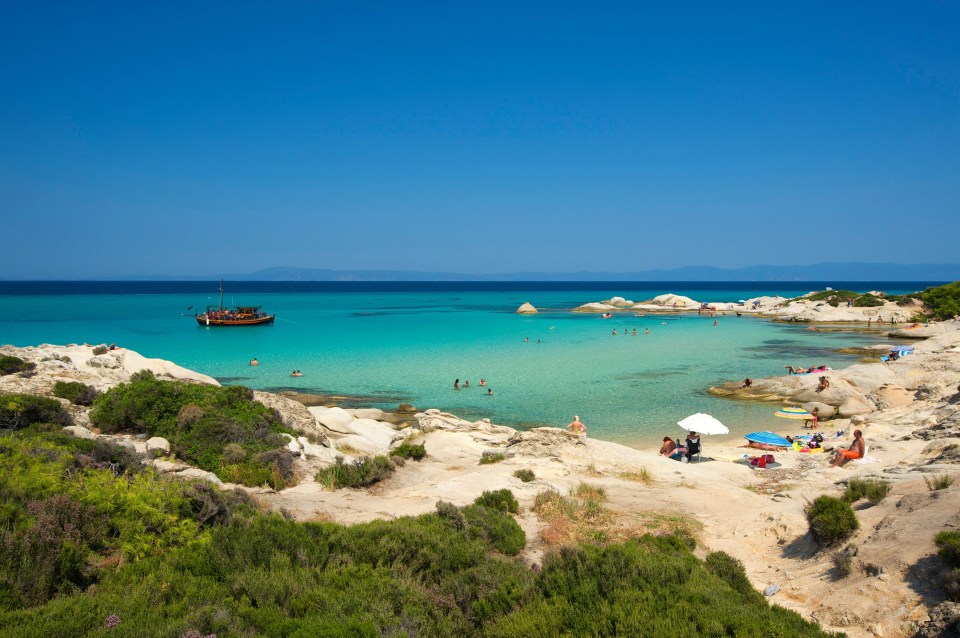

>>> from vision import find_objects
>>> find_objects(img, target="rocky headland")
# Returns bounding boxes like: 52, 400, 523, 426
574, 290, 926, 324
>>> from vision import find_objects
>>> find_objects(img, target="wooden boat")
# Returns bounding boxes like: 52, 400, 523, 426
196, 279, 275, 327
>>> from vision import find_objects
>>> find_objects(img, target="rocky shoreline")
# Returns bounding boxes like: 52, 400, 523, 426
573, 290, 924, 323
4, 324, 960, 637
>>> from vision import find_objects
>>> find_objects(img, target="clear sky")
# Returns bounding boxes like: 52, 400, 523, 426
2, 1, 958, 278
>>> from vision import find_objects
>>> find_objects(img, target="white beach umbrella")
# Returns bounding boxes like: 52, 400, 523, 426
677, 413, 730, 435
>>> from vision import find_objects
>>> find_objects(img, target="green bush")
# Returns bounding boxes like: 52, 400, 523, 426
390, 441, 426, 461
807, 495, 859, 546
942, 568, 960, 602
925, 473, 956, 491
935, 530, 960, 568
854, 293, 884, 307
462, 504, 525, 555
919, 281, 960, 320
89, 373, 294, 489
0, 394, 70, 430
52, 381, 98, 406
315, 456, 395, 489
513, 469, 536, 482
843, 478, 891, 503
474, 489, 519, 514
0, 356, 35, 376
479, 451, 506, 465
704, 551, 762, 601
91, 345, 109, 356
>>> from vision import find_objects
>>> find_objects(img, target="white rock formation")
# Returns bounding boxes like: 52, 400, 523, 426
516, 302, 539, 314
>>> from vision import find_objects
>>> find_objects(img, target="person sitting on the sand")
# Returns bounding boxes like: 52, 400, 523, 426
832, 429, 865, 467
566, 415, 587, 436
740, 378, 753, 389
660, 437, 682, 460
684, 432, 701, 462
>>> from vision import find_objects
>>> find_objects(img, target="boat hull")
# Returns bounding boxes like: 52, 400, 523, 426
196, 315, 275, 327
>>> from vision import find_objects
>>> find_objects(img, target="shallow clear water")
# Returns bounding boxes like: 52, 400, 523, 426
1, 282, 924, 447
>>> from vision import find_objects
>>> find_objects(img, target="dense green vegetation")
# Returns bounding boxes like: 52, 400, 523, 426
918, 281, 960, 320
0, 356, 36, 376
807, 496, 859, 546
89, 372, 295, 489
0, 393, 70, 430
842, 478, 891, 504
52, 381, 98, 406
315, 455, 396, 488
0, 427, 841, 637
802, 289, 921, 308
480, 451, 507, 464
474, 489, 520, 514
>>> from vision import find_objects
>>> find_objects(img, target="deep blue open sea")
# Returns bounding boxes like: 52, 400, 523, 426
0, 281, 937, 446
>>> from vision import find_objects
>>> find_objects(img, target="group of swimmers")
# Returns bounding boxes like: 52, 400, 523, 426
454, 378, 493, 395
611, 328, 650, 336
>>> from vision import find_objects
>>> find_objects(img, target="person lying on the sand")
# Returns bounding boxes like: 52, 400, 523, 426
784, 365, 807, 375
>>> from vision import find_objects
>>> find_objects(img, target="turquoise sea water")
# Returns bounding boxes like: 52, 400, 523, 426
0, 282, 929, 447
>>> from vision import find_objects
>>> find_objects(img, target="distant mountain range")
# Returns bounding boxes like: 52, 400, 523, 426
175, 263, 960, 282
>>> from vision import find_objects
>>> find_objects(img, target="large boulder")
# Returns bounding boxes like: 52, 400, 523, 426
63, 425, 97, 440
801, 402, 835, 420
254, 391, 327, 441
516, 302, 539, 314
353, 408, 385, 421
838, 396, 875, 418
297, 437, 338, 463
573, 302, 616, 313
309, 407, 354, 434
146, 436, 170, 456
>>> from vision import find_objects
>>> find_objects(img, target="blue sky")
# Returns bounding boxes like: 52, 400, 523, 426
1, 1, 958, 278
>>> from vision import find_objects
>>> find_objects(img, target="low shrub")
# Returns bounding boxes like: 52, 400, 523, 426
919, 281, 960, 321
435, 500, 466, 530
843, 478, 891, 503
807, 495, 859, 546
52, 381, 98, 406
512, 469, 536, 483
935, 530, 960, 568
0, 394, 70, 430
854, 293, 884, 307
704, 551, 762, 601
925, 473, 955, 491
570, 482, 606, 501
390, 442, 426, 461
0, 356, 35, 376
91, 345, 109, 356
474, 489, 519, 514
315, 456, 394, 489
479, 451, 506, 465
832, 547, 855, 579
462, 504, 525, 554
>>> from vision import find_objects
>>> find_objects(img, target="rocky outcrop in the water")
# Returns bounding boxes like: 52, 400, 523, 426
516, 302, 539, 314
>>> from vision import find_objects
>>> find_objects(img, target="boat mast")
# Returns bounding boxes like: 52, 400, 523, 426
219, 278, 224, 312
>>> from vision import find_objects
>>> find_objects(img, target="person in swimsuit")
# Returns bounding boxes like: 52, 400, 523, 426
832, 429, 865, 467
566, 415, 586, 436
